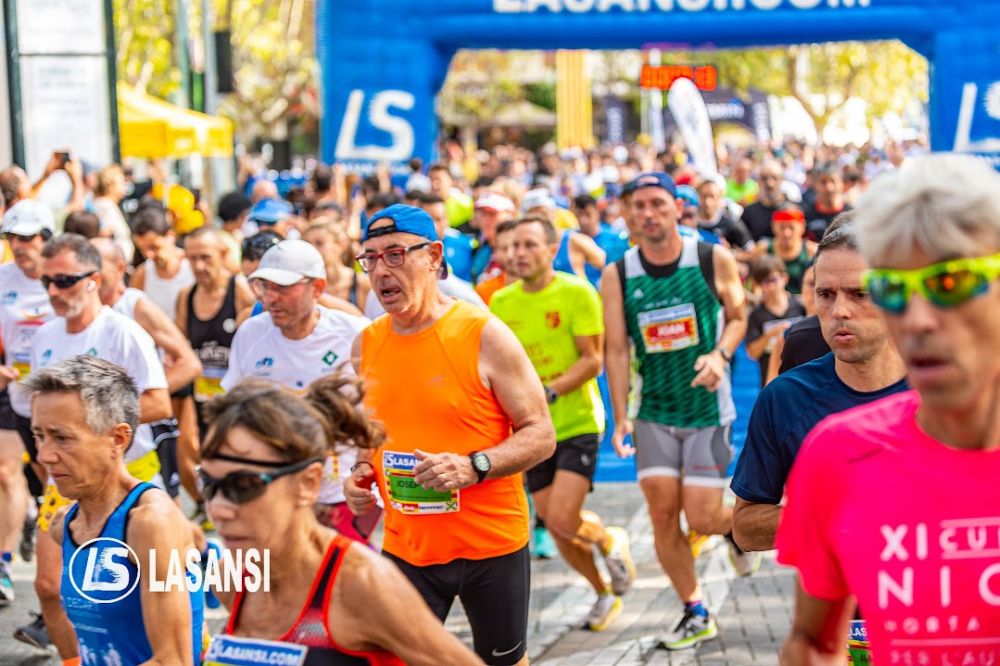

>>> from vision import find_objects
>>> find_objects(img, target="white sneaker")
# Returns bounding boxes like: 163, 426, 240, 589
725, 533, 761, 577
603, 526, 636, 596
659, 609, 718, 650
585, 594, 623, 632
0, 561, 15, 605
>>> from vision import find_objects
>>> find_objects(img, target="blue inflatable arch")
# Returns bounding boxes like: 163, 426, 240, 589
317, 1, 1000, 172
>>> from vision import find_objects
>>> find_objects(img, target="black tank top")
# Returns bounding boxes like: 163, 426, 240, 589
225, 536, 403, 666
187, 276, 238, 405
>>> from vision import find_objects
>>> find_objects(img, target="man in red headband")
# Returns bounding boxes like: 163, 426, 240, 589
754, 206, 816, 294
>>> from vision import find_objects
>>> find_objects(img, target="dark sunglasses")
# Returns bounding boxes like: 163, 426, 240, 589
196, 455, 324, 505
41, 271, 96, 290
3, 232, 40, 242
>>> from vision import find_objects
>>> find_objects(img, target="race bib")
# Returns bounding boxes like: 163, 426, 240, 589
639, 304, 700, 353
194, 366, 227, 402
11, 317, 45, 378
203, 635, 308, 666
382, 450, 459, 515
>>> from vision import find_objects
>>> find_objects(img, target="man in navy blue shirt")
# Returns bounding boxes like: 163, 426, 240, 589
731, 222, 908, 552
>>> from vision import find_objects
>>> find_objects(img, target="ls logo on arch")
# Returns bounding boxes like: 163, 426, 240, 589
955, 80, 1000, 167
334, 89, 416, 166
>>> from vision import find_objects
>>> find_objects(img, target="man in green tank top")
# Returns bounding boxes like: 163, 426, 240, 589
602, 172, 756, 650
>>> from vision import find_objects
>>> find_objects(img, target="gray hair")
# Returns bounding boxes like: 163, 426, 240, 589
41, 233, 102, 271
854, 154, 1000, 265
22, 356, 140, 435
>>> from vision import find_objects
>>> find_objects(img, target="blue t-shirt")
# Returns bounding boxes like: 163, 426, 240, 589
443, 229, 476, 283
731, 353, 909, 504
585, 225, 630, 286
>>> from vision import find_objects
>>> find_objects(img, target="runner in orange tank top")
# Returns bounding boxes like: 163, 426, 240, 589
346, 204, 554, 666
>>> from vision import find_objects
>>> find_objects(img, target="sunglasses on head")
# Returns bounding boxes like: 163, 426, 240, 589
862, 253, 1000, 314
197, 454, 324, 505
41, 271, 96, 290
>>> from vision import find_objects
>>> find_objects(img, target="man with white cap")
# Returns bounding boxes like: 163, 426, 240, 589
222, 239, 372, 540
0, 200, 56, 605
470, 192, 517, 284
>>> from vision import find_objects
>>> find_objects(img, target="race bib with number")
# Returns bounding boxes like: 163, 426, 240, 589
638, 304, 700, 353
382, 450, 460, 515
203, 634, 308, 666
11, 317, 45, 378
194, 366, 227, 402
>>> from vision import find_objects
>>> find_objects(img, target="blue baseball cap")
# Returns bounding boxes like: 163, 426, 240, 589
676, 185, 699, 208
363, 204, 438, 242
248, 198, 293, 224
622, 172, 678, 198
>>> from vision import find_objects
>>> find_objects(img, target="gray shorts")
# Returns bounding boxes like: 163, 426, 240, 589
633, 420, 733, 488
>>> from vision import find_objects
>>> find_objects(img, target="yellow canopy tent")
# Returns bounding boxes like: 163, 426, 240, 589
117, 84, 233, 159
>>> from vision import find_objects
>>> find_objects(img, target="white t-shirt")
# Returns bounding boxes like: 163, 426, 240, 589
1, 263, 55, 416
28, 307, 168, 463
111, 287, 146, 320
222, 307, 369, 504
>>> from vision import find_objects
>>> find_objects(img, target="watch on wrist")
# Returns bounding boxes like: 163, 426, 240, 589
469, 451, 492, 483
544, 386, 559, 404
716, 347, 733, 363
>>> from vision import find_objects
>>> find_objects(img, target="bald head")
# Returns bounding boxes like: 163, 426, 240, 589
251, 180, 279, 204
90, 237, 127, 305
0, 167, 30, 208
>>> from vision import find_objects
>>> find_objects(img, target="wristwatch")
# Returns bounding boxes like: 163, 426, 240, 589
715, 347, 733, 363
544, 386, 559, 404
469, 451, 492, 483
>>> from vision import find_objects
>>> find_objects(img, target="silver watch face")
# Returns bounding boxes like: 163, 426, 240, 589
473, 454, 490, 472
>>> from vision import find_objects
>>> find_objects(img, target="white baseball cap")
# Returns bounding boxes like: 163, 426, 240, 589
249, 239, 326, 286
522, 188, 556, 212
475, 193, 515, 213
2, 199, 55, 237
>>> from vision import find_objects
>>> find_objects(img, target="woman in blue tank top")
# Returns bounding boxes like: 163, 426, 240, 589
23, 356, 204, 665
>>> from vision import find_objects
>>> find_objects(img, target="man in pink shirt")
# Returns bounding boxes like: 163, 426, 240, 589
776, 153, 1000, 665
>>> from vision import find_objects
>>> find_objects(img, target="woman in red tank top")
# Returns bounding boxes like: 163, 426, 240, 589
197, 376, 482, 666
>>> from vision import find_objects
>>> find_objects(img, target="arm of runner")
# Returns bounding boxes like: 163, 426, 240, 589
129, 494, 199, 666
133, 297, 202, 391
600, 261, 634, 457
765, 334, 785, 384
333, 545, 484, 666
139, 388, 172, 424
234, 278, 257, 315
745, 323, 789, 361
570, 231, 607, 273
132, 262, 147, 292
692, 245, 747, 391
413, 317, 555, 490
344, 334, 378, 515
780, 580, 853, 665
0, 365, 18, 389
732, 498, 783, 552
318, 292, 364, 317
547, 332, 603, 397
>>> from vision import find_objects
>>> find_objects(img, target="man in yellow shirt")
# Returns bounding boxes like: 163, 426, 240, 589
490, 216, 636, 632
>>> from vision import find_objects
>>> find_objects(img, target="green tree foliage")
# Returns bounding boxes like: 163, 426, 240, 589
113, 0, 180, 100
114, 0, 319, 145
687, 41, 928, 134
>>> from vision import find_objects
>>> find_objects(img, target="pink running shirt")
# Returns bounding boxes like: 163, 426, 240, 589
776, 390, 1000, 664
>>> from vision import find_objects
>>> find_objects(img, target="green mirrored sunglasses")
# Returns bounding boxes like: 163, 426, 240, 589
862, 252, 1000, 314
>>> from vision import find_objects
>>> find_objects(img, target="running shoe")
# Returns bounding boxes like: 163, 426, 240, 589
14, 612, 51, 649
584, 594, 623, 632
532, 525, 557, 560
0, 560, 14, 605
659, 608, 718, 650
688, 529, 712, 557
603, 526, 636, 596
725, 533, 761, 577
19, 511, 36, 563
